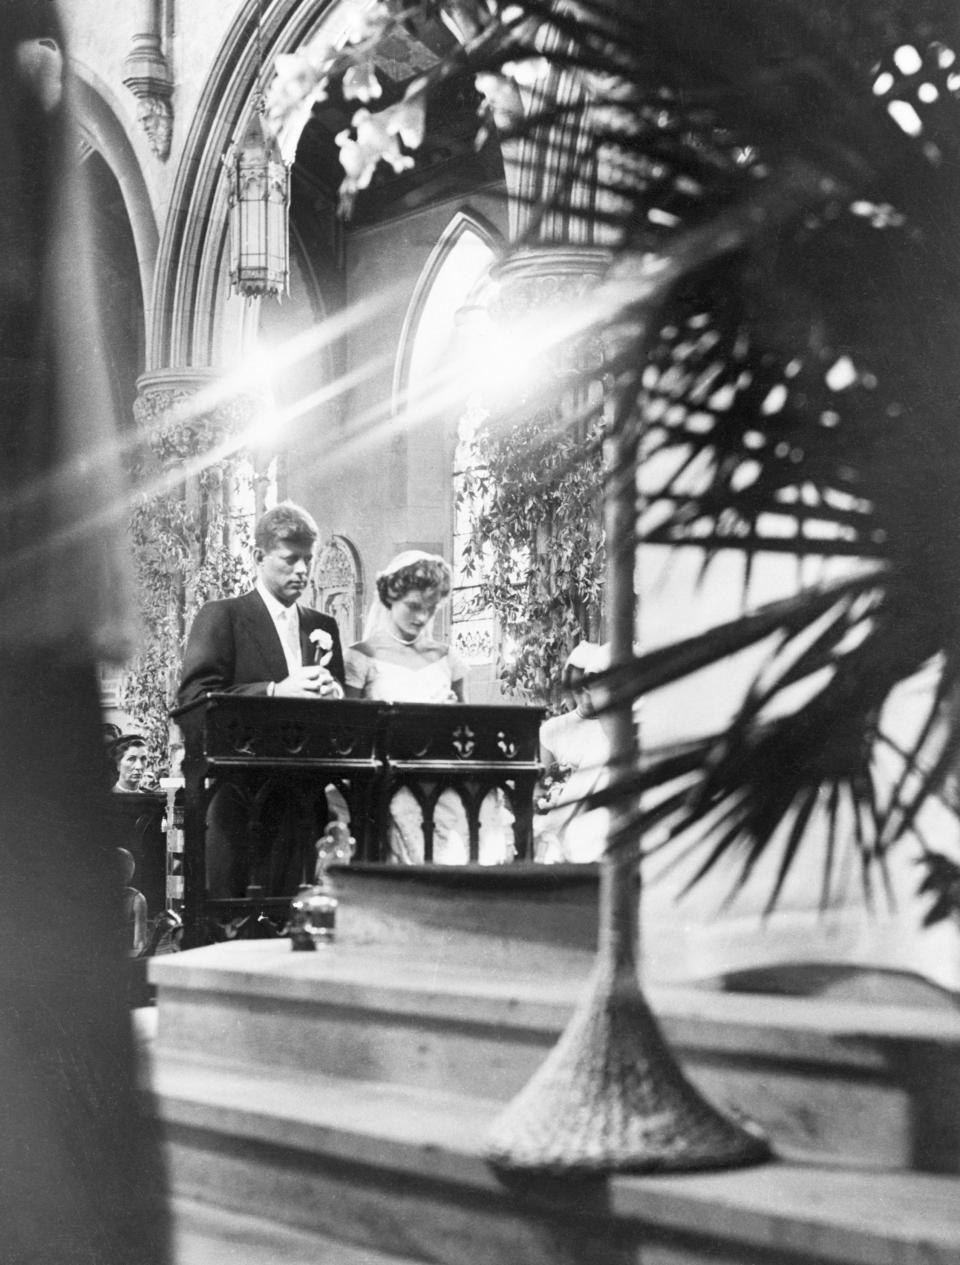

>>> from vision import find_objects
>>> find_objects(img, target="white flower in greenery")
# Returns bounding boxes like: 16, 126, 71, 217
271, 50, 322, 102
344, 7, 392, 47
335, 119, 384, 213
336, 129, 370, 182
267, 48, 331, 132
389, 92, 426, 151
502, 57, 549, 89
475, 72, 522, 127
343, 61, 382, 103
335, 96, 424, 213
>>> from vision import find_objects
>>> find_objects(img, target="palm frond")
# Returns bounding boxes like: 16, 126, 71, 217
378, 0, 960, 906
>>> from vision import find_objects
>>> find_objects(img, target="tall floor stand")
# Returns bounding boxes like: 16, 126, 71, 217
486, 333, 771, 1174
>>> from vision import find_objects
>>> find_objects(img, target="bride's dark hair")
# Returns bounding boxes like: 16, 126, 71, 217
376, 552, 451, 608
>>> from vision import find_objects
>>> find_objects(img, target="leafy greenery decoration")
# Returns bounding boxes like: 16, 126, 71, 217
121, 457, 254, 773
459, 402, 605, 707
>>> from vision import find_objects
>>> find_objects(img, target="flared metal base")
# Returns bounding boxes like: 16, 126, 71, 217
485, 961, 771, 1174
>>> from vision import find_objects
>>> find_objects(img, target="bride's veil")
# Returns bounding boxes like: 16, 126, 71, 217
361, 550, 451, 642
361, 599, 392, 641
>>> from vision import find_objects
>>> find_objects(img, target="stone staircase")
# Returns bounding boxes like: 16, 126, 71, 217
143, 922, 960, 1265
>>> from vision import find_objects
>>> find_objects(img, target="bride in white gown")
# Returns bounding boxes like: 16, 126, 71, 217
344, 551, 513, 864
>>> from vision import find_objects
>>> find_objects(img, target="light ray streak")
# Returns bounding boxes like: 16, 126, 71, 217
129, 352, 394, 510
311, 280, 636, 473
268, 352, 395, 432
0, 287, 401, 530
0, 253, 649, 593
0, 340, 393, 586
160, 285, 406, 429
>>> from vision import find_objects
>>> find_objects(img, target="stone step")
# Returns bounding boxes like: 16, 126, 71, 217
149, 939, 960, 1173
148, 1050, 960, 1265
171, 1197, 424, 1265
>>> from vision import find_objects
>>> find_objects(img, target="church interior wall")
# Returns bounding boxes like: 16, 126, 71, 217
59, 0, 243, 158
285, 187, 508, 605
58, 2, 139, 101
57, 0, 512, 656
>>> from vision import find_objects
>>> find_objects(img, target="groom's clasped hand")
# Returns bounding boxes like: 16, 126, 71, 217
274, 664, 342, 699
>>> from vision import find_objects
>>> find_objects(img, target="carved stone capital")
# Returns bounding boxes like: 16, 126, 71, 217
488, 249, 610, 321
134, 369, 266, 467
133, 93, 173, 161
487, 248, 612, 377
123, 31, 174, 160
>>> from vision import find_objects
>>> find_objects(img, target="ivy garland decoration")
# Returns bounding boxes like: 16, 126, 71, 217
120, 465, 254, 773
460, 404, 605, 708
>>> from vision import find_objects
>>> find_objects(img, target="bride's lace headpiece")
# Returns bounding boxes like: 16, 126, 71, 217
375, 549, 448, 579
564, 641, 609, 677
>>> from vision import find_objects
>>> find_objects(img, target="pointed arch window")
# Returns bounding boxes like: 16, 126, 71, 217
399, 213, 500, 684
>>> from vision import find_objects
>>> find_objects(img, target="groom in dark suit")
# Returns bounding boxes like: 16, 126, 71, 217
179, 502, 345, 706
177, 502, 346, 897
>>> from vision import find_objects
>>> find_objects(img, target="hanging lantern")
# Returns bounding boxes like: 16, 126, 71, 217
226, 102, 290, 300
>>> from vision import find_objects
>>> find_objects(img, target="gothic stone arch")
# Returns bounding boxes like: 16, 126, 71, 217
308, 535, 365, 644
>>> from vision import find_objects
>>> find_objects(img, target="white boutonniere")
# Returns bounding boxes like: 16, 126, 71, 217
309, 627, 334, 666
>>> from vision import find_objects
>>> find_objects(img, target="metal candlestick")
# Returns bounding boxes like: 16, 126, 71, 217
288, 820, 355, 950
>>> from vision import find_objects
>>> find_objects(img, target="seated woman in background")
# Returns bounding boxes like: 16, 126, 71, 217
345, 551, 513, 864
110, 733, 150, 793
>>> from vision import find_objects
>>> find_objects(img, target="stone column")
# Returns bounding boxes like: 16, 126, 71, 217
133, 367, 268, 585
129, 368, 270, 764
486, 247, 610, 374
123, 0, 174, 160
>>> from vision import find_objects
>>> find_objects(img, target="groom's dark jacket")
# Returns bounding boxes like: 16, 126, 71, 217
177, 589, 345, 711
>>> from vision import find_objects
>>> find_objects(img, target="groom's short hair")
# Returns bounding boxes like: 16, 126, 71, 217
255, 502, 318, 552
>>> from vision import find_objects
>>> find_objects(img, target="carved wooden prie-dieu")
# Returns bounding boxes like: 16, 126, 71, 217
108, 790, 167, 920
173, 694, 544, 945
